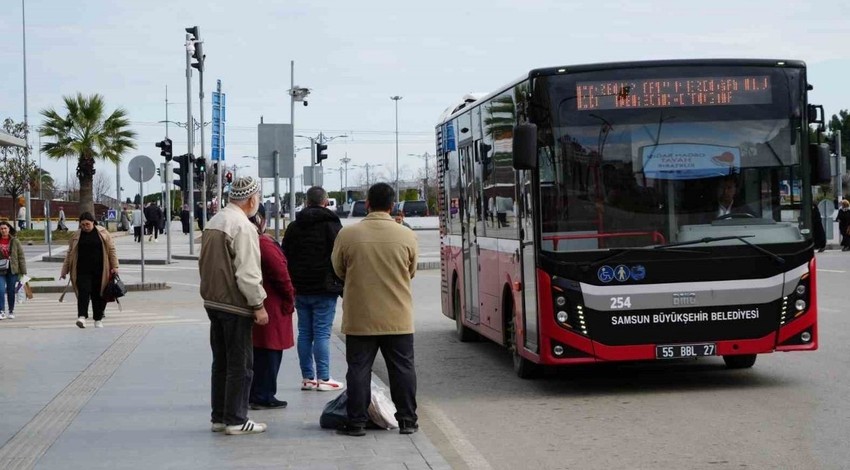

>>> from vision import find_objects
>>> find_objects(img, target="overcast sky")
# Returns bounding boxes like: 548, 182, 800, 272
1, 0, 849, 198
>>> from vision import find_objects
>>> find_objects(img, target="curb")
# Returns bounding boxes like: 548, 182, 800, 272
172, 255, 199, 261
30, 282, 170, 294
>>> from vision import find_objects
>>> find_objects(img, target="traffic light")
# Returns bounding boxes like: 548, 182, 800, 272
155, 137, 173, 161
173, 154, 190, 192
225, 171, 233, 184
186, 26, 205, 72
194, 158, 207, 185
316, 142, 328, 164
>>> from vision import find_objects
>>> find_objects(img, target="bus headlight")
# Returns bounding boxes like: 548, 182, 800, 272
795, 284, 806, 296
553, 345, 565, 356
555, 296, 567, 307
801, 331, 812, 343
556, 311, 569, 323
795, 299, 806, 311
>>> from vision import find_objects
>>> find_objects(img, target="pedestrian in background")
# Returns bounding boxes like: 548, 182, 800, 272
0, 222, 26, 320
60, 212, 119, 329
199, 176, 269, 436
17, 205, 26, 231
283, 186, 345, 392
58, 206, 68, 231
248, 203, 296, 410
131, 205, 143, 243
196, 202, 206, 231
812, 202, 826, 252
181, 204, 191, 235
332, 183, 420, 436
837, 199, 850, 252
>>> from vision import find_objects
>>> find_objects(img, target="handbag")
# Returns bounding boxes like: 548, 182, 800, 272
0, 258, 9, 275
103, 273, 127, 303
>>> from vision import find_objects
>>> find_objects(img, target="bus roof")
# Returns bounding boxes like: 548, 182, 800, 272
436, 58, 807, 126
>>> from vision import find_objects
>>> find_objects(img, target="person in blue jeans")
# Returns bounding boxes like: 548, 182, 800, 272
0, 222, 27, 320
283, 186, 345, 392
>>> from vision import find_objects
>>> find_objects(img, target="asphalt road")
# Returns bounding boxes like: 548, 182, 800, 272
365, 252, 850, 470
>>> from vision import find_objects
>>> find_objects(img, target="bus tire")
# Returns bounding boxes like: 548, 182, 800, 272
507, 298, 539, 379
454, 283, 478, 342
723, 354, 757, 369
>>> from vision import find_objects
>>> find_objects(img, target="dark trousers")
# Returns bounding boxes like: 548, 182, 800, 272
208, 308, 254, 426
250, 347, 283, 405
77, 273, 106, 320
345, 334, 417, 427
133, 226, 142, 242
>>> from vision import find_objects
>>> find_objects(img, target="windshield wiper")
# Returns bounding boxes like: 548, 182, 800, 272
656, 236, 785, 264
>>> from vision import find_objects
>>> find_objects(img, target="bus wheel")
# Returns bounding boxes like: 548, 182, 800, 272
454, 286, 478, 342
507, 308, 539, 379
723, 354, 757, 369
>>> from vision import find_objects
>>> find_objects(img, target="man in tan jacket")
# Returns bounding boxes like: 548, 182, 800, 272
199, 176, 269, 436
332, 182, 419, 436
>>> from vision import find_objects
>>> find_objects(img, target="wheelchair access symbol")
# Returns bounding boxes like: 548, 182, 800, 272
597, 266, 615, 283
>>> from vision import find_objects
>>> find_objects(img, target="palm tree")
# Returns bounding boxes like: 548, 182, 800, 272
39, 94, 136, 215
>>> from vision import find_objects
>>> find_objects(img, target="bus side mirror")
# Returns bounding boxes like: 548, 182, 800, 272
809, 143, 831, 185
512, 123, 538, 170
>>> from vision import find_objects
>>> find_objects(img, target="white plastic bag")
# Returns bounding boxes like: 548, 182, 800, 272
15, 283, 26, 305
367, 381, 398, 430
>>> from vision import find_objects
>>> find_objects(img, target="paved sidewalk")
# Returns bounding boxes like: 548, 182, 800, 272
0, 322, 449, 469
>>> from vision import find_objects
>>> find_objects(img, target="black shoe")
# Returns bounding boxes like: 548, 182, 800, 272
336, 424, 366, 437
399, 420, 419, 435
249, 399, 288, 410
818, 247, 826, 252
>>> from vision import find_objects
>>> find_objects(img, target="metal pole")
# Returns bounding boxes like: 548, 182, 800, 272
273, 150, 281, 242
185, 34, 195, 255
139, 168, 145, 284
45, 200, 51, 257
837, 130, 843, 201
116, 160, 120, 207
289, 60, 296, 225
199, 67, 208, 225
38, 133, 42, 200
162, 162, 172, 264
391, 96, 402, 202
22, 0, 32, 229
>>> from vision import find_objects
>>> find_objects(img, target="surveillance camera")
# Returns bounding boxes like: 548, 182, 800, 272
303, 100, 309, 107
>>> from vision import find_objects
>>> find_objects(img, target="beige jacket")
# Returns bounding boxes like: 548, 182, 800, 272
198, 204, 267, 317
61, 226, 119, 295
332, 212, 418, 335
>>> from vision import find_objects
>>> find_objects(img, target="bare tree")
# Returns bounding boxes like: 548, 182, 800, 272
0, 118, 38, 220
93, 172, 113, 202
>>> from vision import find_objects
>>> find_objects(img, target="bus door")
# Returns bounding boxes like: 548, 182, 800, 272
518, 169, 539, 352
460, 144, 480, 326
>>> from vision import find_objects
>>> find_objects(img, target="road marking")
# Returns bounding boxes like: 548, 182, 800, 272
817, 269, 846, 273
166, 281, 200, 287
0, 299, 203, 329
421, 401, 493, 470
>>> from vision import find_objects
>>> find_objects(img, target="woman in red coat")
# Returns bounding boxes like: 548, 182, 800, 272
249, 204, 296, 409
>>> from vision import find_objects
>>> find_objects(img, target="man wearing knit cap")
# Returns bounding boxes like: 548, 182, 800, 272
199, 176, 270, 435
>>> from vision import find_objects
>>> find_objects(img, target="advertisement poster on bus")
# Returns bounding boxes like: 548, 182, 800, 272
779, 179, 802, 206
640, 143, 741, 180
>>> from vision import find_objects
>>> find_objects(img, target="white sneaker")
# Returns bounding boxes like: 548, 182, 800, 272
317, 378, 345, 392
211, 422, 226, 433
7, 312, 14, 319
76, 317, 86, 328
301, 378, 318, 391
0, 312, 6, 320
94, 320, 104, 328
224, 419, 267, 435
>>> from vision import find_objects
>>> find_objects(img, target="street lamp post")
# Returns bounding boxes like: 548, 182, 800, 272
408, 152, 431, 202
289, 61, 311, 225
390, 96, 402, 202
184, 33, 195, 255
22, 0, 32, 229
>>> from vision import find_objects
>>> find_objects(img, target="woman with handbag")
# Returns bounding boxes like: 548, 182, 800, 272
0, 221, 27, 320
60, 212, 119, 328
248, 204, 296, 409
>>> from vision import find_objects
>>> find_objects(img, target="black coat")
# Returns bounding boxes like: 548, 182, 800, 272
812, 204, 826, 249
837, 208, 850, 246
282, 206, 343, 295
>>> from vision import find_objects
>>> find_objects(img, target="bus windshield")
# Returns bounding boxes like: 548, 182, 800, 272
532, 65, 808, 255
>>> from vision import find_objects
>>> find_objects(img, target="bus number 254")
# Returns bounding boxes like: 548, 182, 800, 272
610, 297, 632, 309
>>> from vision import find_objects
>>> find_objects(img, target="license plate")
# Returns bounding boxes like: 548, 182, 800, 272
656, 343, 716, 359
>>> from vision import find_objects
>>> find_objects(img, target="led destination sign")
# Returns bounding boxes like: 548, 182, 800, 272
576, 76, 772, 110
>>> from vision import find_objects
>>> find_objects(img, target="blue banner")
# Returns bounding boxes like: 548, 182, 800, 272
211, 80, 226, 162
641, 143, 740, 180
